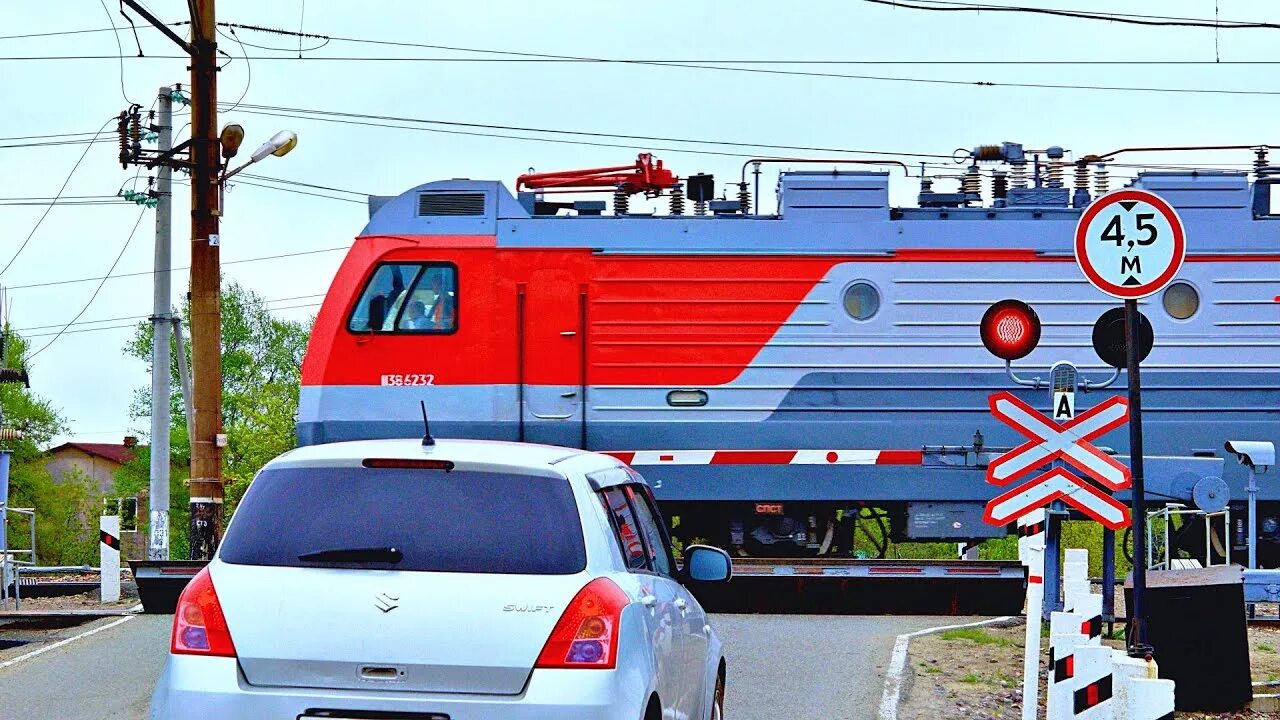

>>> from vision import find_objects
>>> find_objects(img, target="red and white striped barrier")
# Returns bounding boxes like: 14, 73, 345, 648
603, 448, 923, 466
1048, 610, 1087, 720
1017, 508, 1046, 565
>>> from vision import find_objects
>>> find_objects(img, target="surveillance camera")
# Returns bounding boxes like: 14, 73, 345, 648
1224, 440, 1275, 470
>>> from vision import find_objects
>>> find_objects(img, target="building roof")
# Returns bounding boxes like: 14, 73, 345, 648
46, 442, 140, 465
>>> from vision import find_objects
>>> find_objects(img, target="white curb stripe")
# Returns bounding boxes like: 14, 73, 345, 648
878, 615, 1016, 720
0, 615, 135, 671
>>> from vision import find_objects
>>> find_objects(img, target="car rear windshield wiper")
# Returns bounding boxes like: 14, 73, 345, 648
297, 546, 404, 563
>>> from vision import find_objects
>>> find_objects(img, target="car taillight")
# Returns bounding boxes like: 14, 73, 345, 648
535, 577, 628, 670
170, 566, 237, 658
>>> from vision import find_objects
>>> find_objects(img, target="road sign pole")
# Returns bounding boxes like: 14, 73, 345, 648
1124, 298, 1150, 652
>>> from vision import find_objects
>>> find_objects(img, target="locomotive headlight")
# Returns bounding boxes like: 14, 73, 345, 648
979, 299, 1042, 361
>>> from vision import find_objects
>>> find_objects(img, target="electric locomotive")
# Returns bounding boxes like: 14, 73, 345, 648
298, 144, 1280, 561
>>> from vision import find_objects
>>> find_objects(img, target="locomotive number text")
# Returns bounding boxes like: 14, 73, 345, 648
380, 373, 436, 386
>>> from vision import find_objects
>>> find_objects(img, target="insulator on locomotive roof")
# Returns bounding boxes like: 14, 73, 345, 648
737, 182, 751, 214
962, 164, 981, 206
612, 184, 629, 216
1256, 147, 1270, 177
1009, 159, 1029, 190
991, 171, 1008, 200
1093, 163, 1110, 196
969, 142, 1025, 163
668, 183, 685, 216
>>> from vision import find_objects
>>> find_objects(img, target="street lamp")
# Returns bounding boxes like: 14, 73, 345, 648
221, 129, 297, 181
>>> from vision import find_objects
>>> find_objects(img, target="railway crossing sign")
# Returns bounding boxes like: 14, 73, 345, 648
1075, 189, 1185, 299
982, 392, 1132, 530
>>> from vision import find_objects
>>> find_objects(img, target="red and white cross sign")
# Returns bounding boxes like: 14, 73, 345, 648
982, 391, 1132, 530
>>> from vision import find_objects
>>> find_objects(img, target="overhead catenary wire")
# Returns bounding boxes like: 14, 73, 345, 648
859, 0, 1280, 30
27, 206, 148, 359
0, 116, 116, 280
12, 294, 326, 333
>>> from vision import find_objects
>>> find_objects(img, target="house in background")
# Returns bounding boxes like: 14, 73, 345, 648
44, 436, 141, 495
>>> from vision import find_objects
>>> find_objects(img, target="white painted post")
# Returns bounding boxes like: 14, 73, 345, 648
1022, 545, 1045, 720
1047, 611, 1085, 720
1018, 509, 1047, 564
100, 515, 120, 603
1074, 593, 1105, 645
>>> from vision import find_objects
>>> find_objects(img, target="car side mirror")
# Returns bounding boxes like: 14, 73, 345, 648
684, 545, 732, 583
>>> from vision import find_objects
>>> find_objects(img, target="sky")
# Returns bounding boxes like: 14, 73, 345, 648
2, 0, 1279, 447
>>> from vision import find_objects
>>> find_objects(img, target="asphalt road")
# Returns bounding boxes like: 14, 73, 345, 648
0, 612, 964, 719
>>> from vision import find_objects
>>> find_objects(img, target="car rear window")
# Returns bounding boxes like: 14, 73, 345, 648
219, 466, 586, 574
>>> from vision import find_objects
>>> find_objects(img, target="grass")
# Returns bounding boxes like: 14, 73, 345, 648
959, 673, 983, 684
939, 628, 1014, 647
1258, 643, 1276, 654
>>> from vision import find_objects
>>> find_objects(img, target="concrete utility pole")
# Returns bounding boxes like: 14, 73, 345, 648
148, 86, 174, 561
187, 0, 224, 561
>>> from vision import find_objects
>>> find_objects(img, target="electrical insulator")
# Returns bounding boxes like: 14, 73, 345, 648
1074, 160, 1090, 191
117, 111, 130, 168
1256, 147, 1270, 178
0, 367, 29, 386
0, 428, 24, 441
669, 184, 685, 216
613, 184, 629, 215
737, 182, 751, 214
1009, 160, 1029, 189
1093, 163, 1110, 196
962, 164, 981, 205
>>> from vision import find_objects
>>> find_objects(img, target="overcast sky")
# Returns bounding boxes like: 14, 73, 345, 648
2, 0, 1277, 447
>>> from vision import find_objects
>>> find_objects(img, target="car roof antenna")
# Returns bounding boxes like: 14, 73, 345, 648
420, 400, 435, 447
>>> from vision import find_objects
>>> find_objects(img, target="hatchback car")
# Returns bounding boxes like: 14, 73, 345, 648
151, 438, 732, 719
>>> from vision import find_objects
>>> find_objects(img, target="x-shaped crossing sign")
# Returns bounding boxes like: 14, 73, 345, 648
983, 391, 1132, 530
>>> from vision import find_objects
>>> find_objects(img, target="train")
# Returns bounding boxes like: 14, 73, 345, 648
297, 143, 1280, 563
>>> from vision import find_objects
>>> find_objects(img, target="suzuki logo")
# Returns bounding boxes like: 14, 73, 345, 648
374, 592, 400, 613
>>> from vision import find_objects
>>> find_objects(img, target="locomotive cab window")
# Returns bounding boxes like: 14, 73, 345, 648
348, 263, 457, 333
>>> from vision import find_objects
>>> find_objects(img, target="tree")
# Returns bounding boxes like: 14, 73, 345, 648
124, 280, 311, 528
0, 332, 103, 565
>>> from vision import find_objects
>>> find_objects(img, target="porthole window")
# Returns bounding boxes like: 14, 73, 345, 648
843, 282, 881, 321
1162, 281, 1200, 320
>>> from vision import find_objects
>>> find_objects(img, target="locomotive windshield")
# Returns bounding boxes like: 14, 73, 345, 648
348, 262, 457, 333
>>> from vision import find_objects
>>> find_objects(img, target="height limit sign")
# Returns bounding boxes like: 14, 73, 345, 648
1075, 189, 1185, 299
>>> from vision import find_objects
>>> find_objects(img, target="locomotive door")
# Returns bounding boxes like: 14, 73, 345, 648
518, 270, 585, 448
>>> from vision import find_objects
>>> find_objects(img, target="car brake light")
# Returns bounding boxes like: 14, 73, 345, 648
170, 566, 237, 658
535, 577, 628, 669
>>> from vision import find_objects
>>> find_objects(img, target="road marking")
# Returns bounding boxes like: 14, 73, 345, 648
878, 615, 1016, 720
0, 615, 136, 671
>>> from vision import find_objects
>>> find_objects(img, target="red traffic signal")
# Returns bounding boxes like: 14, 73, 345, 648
980, 299, 1041, 361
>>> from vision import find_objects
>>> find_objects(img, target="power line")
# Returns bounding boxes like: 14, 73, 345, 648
28, 207, 148, 359
12, 294, 325, 333
860, 0, 1280, 30
6, 245, 347, 292
0, 117, 116, 280
223, 102, 955, 159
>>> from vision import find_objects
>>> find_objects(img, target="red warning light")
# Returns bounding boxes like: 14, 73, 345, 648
980, 299, 1041, 361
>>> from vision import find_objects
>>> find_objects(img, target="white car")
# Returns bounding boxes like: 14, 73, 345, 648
151, 438, 732, 720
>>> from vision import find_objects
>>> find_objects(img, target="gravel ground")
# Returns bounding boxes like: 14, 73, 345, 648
898, 620, 1280, 719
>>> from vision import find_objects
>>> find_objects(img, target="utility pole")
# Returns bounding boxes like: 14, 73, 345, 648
187, 0, 225, 561
148, 86, 174, 561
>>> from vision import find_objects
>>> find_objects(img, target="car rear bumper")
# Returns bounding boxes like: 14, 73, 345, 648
151, 655, 650, 720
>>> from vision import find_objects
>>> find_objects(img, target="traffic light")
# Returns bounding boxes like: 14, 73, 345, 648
980, 299, 1041, 361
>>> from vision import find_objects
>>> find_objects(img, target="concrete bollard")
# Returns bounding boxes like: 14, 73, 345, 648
1074, 593, 1104, 645
1122, 677, 1175, 720
1047, 611, 1086, 720
100, 515, 120, 603
1071, 644, 1116, 719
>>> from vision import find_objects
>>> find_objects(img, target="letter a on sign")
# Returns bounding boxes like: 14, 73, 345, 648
1054, 390, 1075, 421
